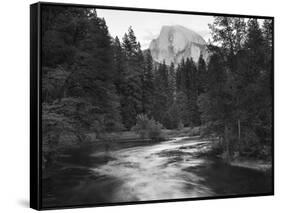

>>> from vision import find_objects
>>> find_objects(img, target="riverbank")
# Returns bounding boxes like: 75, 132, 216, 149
49, 128, 272, 178
83, 126, 200, 143
176, 136, 272, 173
230, 159, 272, 172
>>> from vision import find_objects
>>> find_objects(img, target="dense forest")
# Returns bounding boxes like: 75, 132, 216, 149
42, 6, 273, 169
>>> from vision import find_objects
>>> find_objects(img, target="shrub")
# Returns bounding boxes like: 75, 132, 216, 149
131, 114, 150, 138
132, 114, 163, 140
189, 126, 201, 136
148, 120, 164, 140
177, 121, 184, 130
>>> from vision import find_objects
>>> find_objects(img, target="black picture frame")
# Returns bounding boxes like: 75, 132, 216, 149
30, 2, 274, 210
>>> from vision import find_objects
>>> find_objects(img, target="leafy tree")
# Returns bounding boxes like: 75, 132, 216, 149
41, 6, 273, 166
132, 114, 163, 140
200, 17, 273, 161
209, 17, 246, 58
204, 17, 247, 161
41, 6, 123, 168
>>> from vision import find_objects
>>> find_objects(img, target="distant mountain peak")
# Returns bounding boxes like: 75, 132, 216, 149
149, 25, 209, 65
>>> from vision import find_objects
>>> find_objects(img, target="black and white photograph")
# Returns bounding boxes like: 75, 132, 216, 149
34, 2, 273, 209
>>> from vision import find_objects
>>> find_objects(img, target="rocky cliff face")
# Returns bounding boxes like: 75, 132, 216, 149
149, 25, 209, 65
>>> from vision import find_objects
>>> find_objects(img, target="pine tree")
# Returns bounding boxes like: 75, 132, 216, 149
245, 19, 265, 70
113, 36, 125, 94
142, 50, 155, 115
121, 27, 143, 129
168, 62, 177, 102
197, 54, 207, 94
263, 19, 273, 49
198, 53, 228, 138
186, 58, 201, 126
176, 58, 186, 93
260, 19, 273, 146
236, 19, 273, 147
153, 61, 169, 126
206, 17, 247, 161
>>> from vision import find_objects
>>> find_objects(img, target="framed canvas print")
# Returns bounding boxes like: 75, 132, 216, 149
30, 2, 274, 210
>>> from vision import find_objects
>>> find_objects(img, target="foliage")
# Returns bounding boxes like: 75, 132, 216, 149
131, 114, 163, 140
41, 6, 273, 166
175, 58, 201, 126
41, 6, 124, 168
152, 61, 169, 125
142, 50, 155, 115
198, 17, 273, 160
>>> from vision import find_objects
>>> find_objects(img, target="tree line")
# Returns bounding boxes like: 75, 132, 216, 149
199, 17, 273, 161
41, 5, 273, 166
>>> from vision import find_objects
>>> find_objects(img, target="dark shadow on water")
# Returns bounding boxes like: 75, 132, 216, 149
42, 165, 127, 208
185, 160, 273, 196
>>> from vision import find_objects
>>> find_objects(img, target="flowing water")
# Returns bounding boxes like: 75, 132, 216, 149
91, 137, 214, 201
43, 136, 272, 207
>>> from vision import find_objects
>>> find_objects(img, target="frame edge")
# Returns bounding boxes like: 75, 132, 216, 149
30, 2, 42, 210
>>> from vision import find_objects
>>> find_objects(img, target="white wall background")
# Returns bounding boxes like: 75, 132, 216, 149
0, 0, 279, 212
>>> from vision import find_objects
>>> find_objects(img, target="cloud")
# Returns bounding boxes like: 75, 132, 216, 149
141, 30, 159, 49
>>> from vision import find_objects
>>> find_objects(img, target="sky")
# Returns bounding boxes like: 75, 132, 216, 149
96, 9, 214, 50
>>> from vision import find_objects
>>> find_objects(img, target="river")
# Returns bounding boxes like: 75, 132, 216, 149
43, 136, 272, 207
